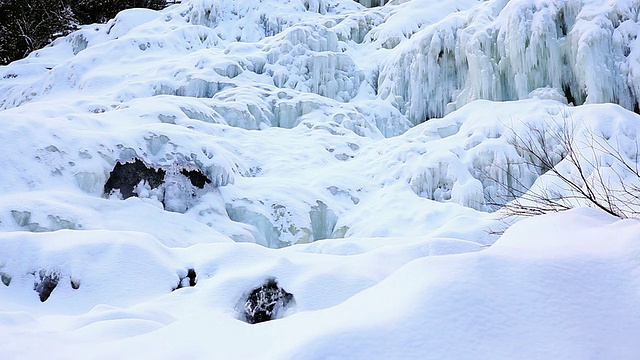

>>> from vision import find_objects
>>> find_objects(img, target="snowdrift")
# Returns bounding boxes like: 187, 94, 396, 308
1, 209, 638, 359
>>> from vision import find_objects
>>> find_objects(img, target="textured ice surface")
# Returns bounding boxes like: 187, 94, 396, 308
2, 0, 640, 246
1, 0, 639, 357
379, 0, 640, 123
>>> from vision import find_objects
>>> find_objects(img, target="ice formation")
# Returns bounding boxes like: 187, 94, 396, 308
379, 0, 640, 123
0, 0, 639, 357
1, 0, 639, 245
1, 0, 639, 246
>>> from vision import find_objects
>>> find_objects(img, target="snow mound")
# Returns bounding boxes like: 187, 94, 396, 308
278, 209, 640, 359
2, 210, 637, 358
0, 230, 181, 310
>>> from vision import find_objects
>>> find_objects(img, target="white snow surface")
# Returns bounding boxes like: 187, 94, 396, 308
0, 0, 639, 358
1, 209, 639, 359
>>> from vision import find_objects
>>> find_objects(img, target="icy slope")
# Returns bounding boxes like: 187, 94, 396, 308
4, 0, 639, 125
0, 0, 484, 116
0, 0, 493, 247
0, 0, 640, 358
3, 91, 637, 246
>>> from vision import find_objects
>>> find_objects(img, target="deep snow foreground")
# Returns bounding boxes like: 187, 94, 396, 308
1, 0, 640, 358
1, 209, 639, 359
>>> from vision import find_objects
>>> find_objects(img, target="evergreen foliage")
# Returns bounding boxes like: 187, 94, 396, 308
69, 0, 165, 26
0, 0, 76, 65
0, 0, 166, 65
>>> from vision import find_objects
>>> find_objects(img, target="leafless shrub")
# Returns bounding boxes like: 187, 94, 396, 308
487, 117, 640, 220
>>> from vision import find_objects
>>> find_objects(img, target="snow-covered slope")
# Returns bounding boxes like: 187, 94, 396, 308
1, 0, 639, 358
2, 209, 639, 359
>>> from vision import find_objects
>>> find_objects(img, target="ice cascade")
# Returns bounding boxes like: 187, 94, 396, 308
379, 0, 640, 124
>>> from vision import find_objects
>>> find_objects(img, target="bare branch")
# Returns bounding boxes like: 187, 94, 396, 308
489, 115, 640, 220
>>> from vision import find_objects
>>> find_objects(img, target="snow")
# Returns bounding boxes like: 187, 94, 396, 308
2, 209, 638, 359
0, 0, 639, 358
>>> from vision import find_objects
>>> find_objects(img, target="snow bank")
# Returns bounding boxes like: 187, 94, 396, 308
1, 209, 637, 359
276, 208, 640, 359
0, 230, 182, 311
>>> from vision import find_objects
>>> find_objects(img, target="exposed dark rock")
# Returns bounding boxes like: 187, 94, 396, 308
186, 268, 197, 287
104, 159, 213, 203
34, 270, 60, 302
242, 279, 294, 324
1, 272, 11, 286
563, 84, 576, 106
70, 278, 80, 290
180, 169, 212, 188
103, 158, 166, 198
176, 268, 197, 289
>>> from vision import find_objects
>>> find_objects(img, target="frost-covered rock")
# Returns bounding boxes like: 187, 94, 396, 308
0, 230, 183, 308
34, 269, 61, 302
240, 279, 295, 324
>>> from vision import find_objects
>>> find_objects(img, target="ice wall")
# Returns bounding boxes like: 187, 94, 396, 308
0, 0, 486, 120
0, 0, 371, 117
185, 0, 342, 42
379, 0, 640, 124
